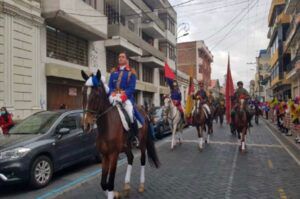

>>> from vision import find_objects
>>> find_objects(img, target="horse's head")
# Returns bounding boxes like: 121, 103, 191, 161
239, 95, 247, 110
81, 70, 108, 132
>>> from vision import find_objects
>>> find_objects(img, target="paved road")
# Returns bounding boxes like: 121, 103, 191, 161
1, 120, 300, 199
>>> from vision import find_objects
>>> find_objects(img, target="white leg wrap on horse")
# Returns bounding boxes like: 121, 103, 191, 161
242, 142, 245, 150
107, 191, 114, 199
199, 138, 203, 148
125, 165, 132, 183
140, 166, 145, 184
207, 134, 210, 143
124, 100, 134, 123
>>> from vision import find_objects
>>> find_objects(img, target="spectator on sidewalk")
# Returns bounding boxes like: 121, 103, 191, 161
0, 107, 14, 135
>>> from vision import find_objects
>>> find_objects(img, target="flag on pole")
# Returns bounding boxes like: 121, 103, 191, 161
225, 54, 234, 124
164, 61, 175, 88
185, 76, 194, 120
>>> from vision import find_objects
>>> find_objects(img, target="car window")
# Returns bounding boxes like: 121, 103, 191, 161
57, 113, 79, 132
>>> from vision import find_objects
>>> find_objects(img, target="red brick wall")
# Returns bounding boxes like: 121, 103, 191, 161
177, 42, 196, 78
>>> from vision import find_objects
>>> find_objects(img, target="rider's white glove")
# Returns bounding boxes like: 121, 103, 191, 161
115, 94, 122, 103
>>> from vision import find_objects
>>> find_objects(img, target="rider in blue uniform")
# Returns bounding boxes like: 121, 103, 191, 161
108, 52, 144, 138
167, 79, 184, 120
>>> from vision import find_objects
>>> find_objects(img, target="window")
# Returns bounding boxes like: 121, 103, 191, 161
143, 67, 153, 83
47, 26, 88, 66
83, 0, 97, 9
129, 58, 140, 80
142, 31, 154, 46
106, 50, 118, 72
159, 42, 175, 60
128, 20, 135, 32
159, 13, 175, 34
105, 2, 125, 25
159, 70, 167, 86
169, 44, 175, 61
57, 114, 79, 132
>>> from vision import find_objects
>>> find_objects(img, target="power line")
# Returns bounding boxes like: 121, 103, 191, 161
178, 0, 249, 18
210, 0, 259, 50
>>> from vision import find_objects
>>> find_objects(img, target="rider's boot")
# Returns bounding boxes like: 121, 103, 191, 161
130, 121, 139, 147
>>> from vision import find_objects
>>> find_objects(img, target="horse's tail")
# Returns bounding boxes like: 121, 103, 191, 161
146, 122, 160, 168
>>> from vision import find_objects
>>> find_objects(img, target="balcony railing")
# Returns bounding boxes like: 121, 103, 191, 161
286, 55, 300, 73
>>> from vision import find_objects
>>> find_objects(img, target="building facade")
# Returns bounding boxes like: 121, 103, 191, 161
177, 40, 213, 88
0, 0, 188, 119
255, 49, 270, 101
267, 0, 291, 100
285, 0, 300, 98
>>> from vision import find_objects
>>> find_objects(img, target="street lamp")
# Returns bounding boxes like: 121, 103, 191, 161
177, 32, 189, 39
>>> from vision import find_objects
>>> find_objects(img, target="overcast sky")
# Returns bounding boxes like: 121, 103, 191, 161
170, 0, 272, 89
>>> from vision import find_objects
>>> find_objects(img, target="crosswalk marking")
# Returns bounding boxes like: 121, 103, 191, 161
164, 139, 283, 148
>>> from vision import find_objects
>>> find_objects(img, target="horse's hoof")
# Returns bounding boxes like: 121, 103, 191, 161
205, 140, 207, 144
138, 183, 145, 193
114, 191, 121, 199
123, 183, 130, 197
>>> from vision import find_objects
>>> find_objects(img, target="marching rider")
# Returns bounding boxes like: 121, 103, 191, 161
108, 52, 144, 140
193, 81, 212, 122
230, 81, 251, 131
167, 80, 185, 121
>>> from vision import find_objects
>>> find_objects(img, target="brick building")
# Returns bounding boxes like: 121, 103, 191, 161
177, 40, 213, 88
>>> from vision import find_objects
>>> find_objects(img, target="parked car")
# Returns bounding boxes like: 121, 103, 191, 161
0, 110, 100, 188
151, 107, 171, 139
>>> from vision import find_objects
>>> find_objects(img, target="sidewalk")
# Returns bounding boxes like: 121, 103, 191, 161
262, 117, 300, 155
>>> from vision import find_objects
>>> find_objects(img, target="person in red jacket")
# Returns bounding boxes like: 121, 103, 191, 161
0, 107, 14, 135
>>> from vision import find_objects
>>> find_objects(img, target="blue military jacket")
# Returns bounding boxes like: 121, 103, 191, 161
108, 65, 137, 104
171, 89, 182, 101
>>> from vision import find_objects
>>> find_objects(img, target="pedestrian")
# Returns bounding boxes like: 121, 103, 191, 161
59, 103, 67, 109
0, 107, 14, 135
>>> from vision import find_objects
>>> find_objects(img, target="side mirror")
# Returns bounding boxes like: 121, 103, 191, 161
57, 128, 70, 135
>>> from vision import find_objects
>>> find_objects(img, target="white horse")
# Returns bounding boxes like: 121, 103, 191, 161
163, 97, 185, 150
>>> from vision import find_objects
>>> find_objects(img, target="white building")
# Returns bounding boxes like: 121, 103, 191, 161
0, 0, 189, 119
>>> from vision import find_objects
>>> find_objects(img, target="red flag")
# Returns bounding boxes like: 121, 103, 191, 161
225, 54, 234, 124
164, 61, 175, 80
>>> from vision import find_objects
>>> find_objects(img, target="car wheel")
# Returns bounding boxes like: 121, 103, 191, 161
30, 155, 53, 189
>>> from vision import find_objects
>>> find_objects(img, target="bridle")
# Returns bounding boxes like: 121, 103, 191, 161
83, 85, 115, 121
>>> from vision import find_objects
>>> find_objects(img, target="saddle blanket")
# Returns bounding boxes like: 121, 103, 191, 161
116, 104, 142, 131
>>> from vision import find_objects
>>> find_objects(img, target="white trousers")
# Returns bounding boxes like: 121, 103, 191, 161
124, 100, 134, 123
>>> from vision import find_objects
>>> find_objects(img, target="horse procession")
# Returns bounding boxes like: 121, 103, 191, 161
80, 52, 266, 199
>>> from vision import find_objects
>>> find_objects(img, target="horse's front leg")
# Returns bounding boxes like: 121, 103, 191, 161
107, 153, 120, 199
101, 155, 109, 195
198, 126, 203, 150
124, 149, 134, 197
241, 129, 246, 151
171, 122, 178, 150
139, 147, 146, 193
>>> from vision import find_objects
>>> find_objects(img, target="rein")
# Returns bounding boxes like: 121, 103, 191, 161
84, 105, 115, 120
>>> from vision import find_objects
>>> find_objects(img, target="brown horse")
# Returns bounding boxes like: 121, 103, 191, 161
192, 99, 212, 150
81, 70, 160, 199
232, 97, 249, 152
214, 103, 226, 126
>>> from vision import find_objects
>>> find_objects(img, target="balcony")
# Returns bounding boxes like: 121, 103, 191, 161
268, 0, 285, 26
131, 0, 165, 31
41, 0, 107, 40
138, 56, 164, 68
285, 0, 299, 14
141, 22, 165, 39
106, 24, 165, 60
286, 56, 300, 80
105, 0, 141, 16
285, 14, 300, 48
270, 49, 279, 67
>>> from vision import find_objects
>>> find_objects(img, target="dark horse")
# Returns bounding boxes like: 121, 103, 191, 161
232, 97, 249, 152
81, 70, 160, 199
192, 99, 213, 150
214, 102, 226, 126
